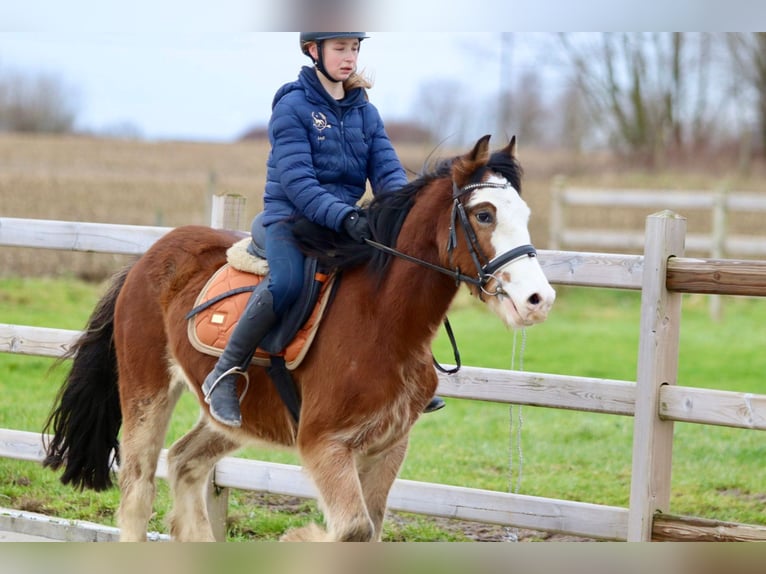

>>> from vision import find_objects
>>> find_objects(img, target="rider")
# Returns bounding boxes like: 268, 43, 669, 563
202, 32, 445, 427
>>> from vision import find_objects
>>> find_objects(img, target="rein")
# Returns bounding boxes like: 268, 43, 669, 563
364, 178, 538, 376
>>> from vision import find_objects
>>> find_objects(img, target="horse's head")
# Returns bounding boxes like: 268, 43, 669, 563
447, 135, 555, 328
291, 134, 555, 328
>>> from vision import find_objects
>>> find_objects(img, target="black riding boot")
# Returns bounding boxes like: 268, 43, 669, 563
202, 285, 278, 427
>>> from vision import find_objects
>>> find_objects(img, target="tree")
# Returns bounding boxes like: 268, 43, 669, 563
727, 33, 766, 155
554, 82, 589, 152
410, 78, 472, 145
0, 69, 80, 133
558, 33, 723, 163
507, 69, 546, 146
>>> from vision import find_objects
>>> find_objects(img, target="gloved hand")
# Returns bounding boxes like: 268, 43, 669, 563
342, 211, 371, 243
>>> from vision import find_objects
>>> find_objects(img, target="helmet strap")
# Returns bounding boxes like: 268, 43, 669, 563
314, 40, 342, 84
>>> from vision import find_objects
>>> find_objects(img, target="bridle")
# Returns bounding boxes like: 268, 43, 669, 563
365, 179, 537, 297
363, 177, 538, 375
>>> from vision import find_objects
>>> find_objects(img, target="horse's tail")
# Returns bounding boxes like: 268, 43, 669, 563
42, 265, 131, 491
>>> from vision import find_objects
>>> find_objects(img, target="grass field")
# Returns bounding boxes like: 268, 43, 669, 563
1, 133, 765, 540
1, 277, 764, 540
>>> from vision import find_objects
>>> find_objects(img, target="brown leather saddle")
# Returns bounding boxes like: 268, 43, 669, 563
187, 258, 335, 370
185, 227, 337, 423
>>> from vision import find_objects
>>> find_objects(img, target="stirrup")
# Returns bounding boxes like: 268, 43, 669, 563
203, 366, 250, 404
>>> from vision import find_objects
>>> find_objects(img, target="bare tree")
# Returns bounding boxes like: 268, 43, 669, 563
518, 70, 547, 146
727, 33, 766, 155
497, 32, 513, 140
0, 69, 80, 133
554, 82, 589, 152
558, 33, 724, 163
410, 78, 473, 145
497, 69, 547, 146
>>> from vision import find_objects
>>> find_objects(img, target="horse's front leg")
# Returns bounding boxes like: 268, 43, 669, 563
282, 439, 373, 542
357, 436, 409, 541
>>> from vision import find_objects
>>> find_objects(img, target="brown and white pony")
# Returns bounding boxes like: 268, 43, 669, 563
43, 135, 555, 541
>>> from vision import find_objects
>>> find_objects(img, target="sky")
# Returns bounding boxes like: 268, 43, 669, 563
1, 1, 764, 142
0, 32, 520, 141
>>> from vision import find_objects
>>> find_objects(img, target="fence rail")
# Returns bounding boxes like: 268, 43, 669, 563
1, 202, 766, 542
549, 184, 766, 258
0, 217, 171, 255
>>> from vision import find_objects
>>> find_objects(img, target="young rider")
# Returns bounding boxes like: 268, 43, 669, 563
202, 32, 445, 427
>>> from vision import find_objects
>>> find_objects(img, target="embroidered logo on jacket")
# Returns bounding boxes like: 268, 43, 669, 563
311, 111, 332, 132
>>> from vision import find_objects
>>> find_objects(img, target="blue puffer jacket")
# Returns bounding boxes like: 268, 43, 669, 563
262, 66, 408, 231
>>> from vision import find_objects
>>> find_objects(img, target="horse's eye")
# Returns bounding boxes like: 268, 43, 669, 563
475, 211, 494, 226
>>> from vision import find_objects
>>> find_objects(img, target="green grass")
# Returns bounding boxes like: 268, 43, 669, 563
1, 277, 765, 539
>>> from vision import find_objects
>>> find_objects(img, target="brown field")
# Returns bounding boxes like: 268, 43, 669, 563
2, 133, 765, 279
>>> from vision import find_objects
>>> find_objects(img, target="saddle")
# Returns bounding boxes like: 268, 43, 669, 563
186, 220, 336, 422
186, 219, 336, 371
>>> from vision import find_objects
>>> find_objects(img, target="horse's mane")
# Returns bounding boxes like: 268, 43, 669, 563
292, 146, 523, 281
291, 159, 449, 277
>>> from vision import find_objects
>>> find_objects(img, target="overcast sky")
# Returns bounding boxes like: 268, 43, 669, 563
1, 1, 764, 142
0, 32, 525, 141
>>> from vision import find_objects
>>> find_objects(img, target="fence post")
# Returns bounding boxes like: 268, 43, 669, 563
206, 470, 230, 541
549, 176, 565, 250
210, 193, 247, 231
709, 184, 728, 321
627, 210, 686, 541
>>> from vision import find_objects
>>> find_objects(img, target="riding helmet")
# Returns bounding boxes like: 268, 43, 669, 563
299, 32, 369, 56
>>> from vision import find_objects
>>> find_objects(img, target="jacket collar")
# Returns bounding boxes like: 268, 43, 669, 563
272, 66, 365, 111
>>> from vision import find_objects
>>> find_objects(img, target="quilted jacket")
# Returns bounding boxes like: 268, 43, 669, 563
262, 66, 408, 231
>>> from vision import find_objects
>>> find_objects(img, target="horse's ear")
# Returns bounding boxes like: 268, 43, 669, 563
502, 135, 517, 158
453, 134, 492, 186
469, 134, 492, 163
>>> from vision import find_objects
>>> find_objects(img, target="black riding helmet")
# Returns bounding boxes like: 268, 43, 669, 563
299, 32, 368, 83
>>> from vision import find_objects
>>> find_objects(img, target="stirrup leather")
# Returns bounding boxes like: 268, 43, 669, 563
203, 366, 250, 405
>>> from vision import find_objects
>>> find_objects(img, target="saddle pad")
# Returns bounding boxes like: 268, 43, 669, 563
187, 264, 334, 370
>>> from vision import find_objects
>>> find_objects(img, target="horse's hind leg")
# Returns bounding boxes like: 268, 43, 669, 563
117, 378, 185, 541
167, 418, 240, 541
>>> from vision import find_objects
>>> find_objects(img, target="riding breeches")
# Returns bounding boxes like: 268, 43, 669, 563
263, 220, 305, 317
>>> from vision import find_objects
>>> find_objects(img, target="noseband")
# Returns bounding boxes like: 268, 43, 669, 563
365, 179, 537, 295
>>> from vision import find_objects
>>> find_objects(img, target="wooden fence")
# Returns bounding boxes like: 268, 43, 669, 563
549, 180, 766, 259
1, 198, 766, 542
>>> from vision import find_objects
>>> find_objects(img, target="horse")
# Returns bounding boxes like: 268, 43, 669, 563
42, 135, 555, 542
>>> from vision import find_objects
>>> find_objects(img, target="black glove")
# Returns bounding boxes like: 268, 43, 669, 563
343, 211, 371, 243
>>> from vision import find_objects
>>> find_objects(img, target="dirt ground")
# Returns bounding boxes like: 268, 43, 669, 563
241, 492, 594, 542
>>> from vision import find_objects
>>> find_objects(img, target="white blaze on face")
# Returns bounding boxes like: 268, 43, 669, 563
466, 175, 556, 328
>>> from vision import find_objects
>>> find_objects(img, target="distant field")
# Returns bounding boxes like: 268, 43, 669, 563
1, 134, 271, 278
2, 133, 766, 280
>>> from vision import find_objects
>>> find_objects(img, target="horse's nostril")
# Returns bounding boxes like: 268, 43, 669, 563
528, 293, 541, 306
